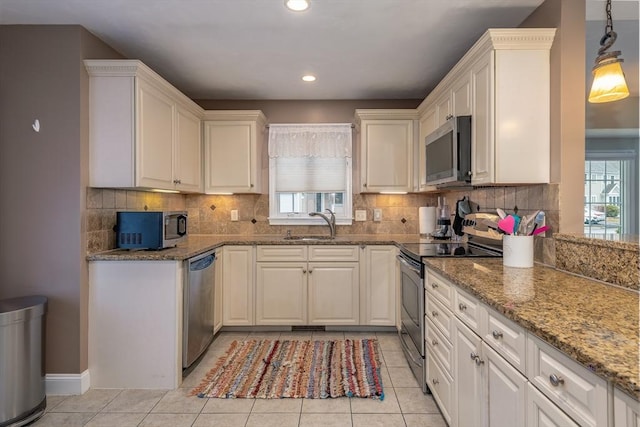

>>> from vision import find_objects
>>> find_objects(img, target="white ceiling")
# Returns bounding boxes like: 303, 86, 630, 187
0, 0, 548, 100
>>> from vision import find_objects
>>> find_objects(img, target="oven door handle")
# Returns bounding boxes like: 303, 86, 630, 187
399, 330, 423, 366
397, 255, 421, 275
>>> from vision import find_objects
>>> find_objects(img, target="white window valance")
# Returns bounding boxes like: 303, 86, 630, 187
268, 123, 352, 158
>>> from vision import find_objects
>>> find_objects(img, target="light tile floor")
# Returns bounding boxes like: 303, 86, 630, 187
33, 331, 447, 427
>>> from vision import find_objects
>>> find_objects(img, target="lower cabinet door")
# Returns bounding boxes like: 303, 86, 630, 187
308, 262, 359, 324
453, 318, 484, 427
527, 383, 580, 427
485, 342, 526, 427
255, 262, 307, 325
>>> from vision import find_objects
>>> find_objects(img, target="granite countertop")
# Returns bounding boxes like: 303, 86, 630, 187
86, 234, 423, 261
423, 257, 639, 399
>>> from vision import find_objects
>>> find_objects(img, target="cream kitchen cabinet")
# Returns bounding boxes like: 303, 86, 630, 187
255, 245, 359, 325
222, 246, 255, 326
484, 341, 527, 427
355, 109, 418, 193
453, 316, 485, 427
360, 245, 396, 326
614, 387, 640, 427
85, 60, 203, 192
203, 111, 267, 194
527, 383, 580, 427
213, 247, 224, 334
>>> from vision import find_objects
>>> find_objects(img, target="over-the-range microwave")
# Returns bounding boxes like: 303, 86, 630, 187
424, 115, 472, 187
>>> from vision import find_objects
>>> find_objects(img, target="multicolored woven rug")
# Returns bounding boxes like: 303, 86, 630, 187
191, 339, 384, 400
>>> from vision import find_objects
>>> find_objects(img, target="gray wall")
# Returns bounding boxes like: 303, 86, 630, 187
0, 25, 122, 374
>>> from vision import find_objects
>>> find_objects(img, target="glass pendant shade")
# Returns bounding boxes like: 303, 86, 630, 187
588, 60, 630, 103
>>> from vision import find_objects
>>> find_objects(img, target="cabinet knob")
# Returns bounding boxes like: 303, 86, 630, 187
470, 352, 478, 361
549, 374, 565, 387
431, 339, 438, 346
432, 378, 439, 385
302, 269, 307, 274
431, 282, 438, 289
431, 311, 438, 317
173, 179, 180, 184
458, 302, 467, 311
492, 330, 503, 339
308, 269, 313, 274
250, 183, 254, 188
474, 356, 485, 366
363, 183, 367, 187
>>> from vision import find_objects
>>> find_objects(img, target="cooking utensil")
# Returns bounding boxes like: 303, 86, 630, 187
518, 210, 540, 235
511, 214, 521, 235
532, 225, 549, 236
497, 215, 515, 234
496, 208, 507, 219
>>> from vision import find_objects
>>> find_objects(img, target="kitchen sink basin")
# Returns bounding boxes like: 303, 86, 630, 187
283, 235, 334, 241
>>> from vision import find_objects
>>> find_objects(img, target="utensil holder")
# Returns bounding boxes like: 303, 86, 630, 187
503, 235, 534, 268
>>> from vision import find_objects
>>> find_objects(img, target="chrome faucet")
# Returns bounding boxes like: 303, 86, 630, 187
309, 209, 336, 239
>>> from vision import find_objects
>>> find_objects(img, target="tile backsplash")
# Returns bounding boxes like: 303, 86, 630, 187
85, 184, 559, 265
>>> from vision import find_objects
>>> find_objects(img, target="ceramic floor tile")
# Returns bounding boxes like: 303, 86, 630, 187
312, 332, 346, 340
387, 366, 420, 388
150, 388, 207, 413
382, 350, 410, 367
181, 365, 213, 389
394, 387, 440, 413
138, 413, 198, 427
375, 334, 403, 352
301, 397, 351, 413
299, 412, 353, 426
44, 395, 68, 412
403, 413, 449, 427
192, 413, 250, 427
102, 389, 167, 413
51, 389, 121, 413
349, 388, 400, 414
84, 412, 146, 426
201, 397, 255, 413
279, 332, 313, 340
352, 413, 406, 427
251, 397, 303, 413
245, 412, 300, 427
247, 331, 283, 339
378, 366, 392, 390
343, 332, 377, 340
31, 412, 96, 427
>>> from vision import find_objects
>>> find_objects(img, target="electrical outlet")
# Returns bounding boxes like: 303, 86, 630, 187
231, 210, 238, 221
373, 208, 382, 222
355, 210, 366, 221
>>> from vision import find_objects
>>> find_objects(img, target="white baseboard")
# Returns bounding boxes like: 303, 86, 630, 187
45, 370, 90, 395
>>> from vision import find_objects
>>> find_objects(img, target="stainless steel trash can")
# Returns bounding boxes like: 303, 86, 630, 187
0, 296, 47, 427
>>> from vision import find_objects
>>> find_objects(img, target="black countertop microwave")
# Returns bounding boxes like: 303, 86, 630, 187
116, 211, 187, 250
424, 115, 472, 187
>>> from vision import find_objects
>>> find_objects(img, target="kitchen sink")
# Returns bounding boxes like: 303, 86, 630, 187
283, 235, 334, 241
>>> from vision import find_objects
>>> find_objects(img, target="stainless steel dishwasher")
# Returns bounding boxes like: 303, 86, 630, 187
182, 250, 216, 369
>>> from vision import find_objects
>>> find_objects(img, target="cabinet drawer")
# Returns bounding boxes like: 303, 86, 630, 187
425, 318, 453, 376
426, 271, 453, 309
308, 245, 359, 262
425, 295, 453, 343
256, 245, 307, 262
527, 335, 608, 427
527, 382, 580, 427
426, 349, 453, 426
482, 308, 526, 375
454, 287, 485, 334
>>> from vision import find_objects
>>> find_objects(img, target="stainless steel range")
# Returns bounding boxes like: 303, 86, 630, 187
398, 237, 502, 393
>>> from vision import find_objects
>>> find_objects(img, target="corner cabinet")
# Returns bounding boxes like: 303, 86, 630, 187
355, 109, 418, 193
417, 29, 555, 188
85, 60, 203, 193
203, 111, 267, 194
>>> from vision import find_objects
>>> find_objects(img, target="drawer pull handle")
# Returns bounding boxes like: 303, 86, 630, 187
474, 356, 485, 366
432, 282, 438, 289
549, 374, 565, 387
492, 330, 503, 339
458, 303, 467, 311
432, 378, 439, 385
432, 339, 438, 346
431, 311, 438, 317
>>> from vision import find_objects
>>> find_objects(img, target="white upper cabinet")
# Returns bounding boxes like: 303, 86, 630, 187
85, 60, 203, 192
417, 28, 555, 188
355, 109, 418, 193
203, 111, 267, 194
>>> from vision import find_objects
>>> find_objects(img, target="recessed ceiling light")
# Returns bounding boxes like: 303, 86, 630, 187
285, 0, 310, 12
302, 75, 316, 82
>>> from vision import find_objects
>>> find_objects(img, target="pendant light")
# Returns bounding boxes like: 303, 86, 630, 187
588, 0, 630, 103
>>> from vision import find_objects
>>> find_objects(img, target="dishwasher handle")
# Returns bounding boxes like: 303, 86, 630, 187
189, 252, 215, 271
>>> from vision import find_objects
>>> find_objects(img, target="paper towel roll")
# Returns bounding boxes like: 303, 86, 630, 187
419, 207, 436, 235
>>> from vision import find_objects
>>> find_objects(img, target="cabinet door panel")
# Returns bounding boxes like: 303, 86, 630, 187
485, 343, 526, 427
308, 262, 359, 324
256, 263, 307, 325
361, 246, 396, 326
175, 107, 202, 192
454, 318, 484, 427
222, 246, 254, 325
452, 74, 471, 117
470, 54, 493, 185
205, 121, 254, 192
136, 79, 175, 189
361, 120, 413, 192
